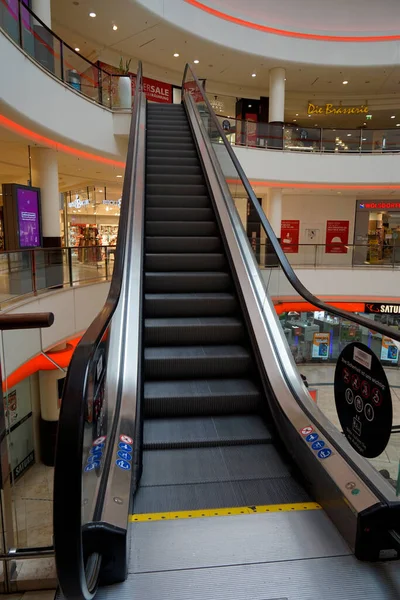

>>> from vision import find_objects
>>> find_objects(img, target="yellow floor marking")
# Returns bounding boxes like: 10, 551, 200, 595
130, 502, 321, 522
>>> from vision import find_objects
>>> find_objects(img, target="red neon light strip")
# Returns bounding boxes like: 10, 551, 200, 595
185, 0, 400, 42
0, 114, 125, 168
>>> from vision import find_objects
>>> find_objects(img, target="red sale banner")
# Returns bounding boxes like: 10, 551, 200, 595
281, 220, 300, 253
245, 113, 257, 147
325, 220, 349, 254
98, 62, 172, 103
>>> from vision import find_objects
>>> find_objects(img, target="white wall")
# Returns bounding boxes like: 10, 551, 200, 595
233, 145, 400, 185
0, 32, 126, 158
0, 282, 110, 377
139, 0, 400, 68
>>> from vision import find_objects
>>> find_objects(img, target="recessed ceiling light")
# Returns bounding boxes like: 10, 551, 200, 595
397, 124, 400, 127
173, 53, 179, 57
98, 189, 103, 192
295, 113, 299, 116
308, 114, 311, 117
116, 175, 122, 178
251, 73, 256, 77
293, 119, 297, 122
342, 80, 348, 84
75, 47, 80, 52
363, 122, 367, 125
391, 115, 396, 119
347, 133, 351, 137
113, 24, 118, 30
89, 12, 96, 17
194, 59, 199, 64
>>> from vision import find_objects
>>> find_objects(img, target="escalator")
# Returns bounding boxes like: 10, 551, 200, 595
137, 102, 309, 515
54, 63, 400, 600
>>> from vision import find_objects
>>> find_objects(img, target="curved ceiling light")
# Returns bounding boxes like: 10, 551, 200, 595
184, 0, 400, 42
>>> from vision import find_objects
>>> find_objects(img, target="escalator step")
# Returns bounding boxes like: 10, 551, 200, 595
147, 183, 208, 196
145, 236, 221, 253
144, 378, 261, 416
145, 345, 252, 380
147, 122, 191, 131
147, 149, 198, 160
143, 415, 272, 449
147, 140, 196, 151
144, 316, 244, 345
147, 157, 200, 168
147, 164, 202, 176
146, 221, 218, 236
145, 272, 231, 293
145, 293, 237, 317
146, 174, 204, 186
146, 207, 214, 221
145, 253, 226, 272
133, 477, 311, 514
146, 195, 210, 208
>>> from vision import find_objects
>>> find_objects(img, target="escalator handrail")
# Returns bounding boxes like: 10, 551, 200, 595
182, 63, 400, 343
53, 63, 144, 600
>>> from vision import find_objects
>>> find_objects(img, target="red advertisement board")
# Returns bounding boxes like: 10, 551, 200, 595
325, 220, 349, 253
98, 61, 172, 103
245, 113, 257, 147
281, 220, 300, 253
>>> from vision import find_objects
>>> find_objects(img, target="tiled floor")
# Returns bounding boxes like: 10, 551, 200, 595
302, 363, 400, 483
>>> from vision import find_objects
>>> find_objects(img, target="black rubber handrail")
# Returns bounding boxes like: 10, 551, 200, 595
0, 312, 53, 329
182, 64, 400, 344
53, 63, 143, 600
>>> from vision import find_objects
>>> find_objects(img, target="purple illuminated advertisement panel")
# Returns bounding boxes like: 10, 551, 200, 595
17, 188, 41, 248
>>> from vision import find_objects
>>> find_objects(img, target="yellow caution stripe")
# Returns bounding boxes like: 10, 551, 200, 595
130, 502, 321, 522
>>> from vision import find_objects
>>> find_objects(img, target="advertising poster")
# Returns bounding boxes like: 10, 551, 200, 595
381, 336, 399, 364
325, 220, 349, 254
281, 220, 300, 253
98, 61, 172, 104
312, 332, 330, 359
17, 188, 40, 248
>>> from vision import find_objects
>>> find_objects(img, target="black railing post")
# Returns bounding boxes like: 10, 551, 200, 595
17, 0, 23, 48
60, 40, 64, 82
68, 247, 73, 286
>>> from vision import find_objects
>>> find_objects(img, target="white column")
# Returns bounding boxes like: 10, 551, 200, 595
31, 147, 61, 242
268, 188, 282, 238
268, 67, 286, 123
31, 0, 52, 27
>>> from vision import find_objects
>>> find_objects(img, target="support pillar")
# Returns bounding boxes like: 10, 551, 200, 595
31, 148, 63, 288
265, 188, 282, 266
268, 67, 285, 149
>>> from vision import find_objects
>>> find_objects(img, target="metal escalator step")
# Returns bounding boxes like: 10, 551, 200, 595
146, 174, 204, 186
147, 115, 188, 123
147, 156, 200, 167
144, 378, 261, 416
146, 195, 210, 208
148, 105, 184, 112
147, 164, 201, 176
147, 149, 197, 159
133, 476, 311, 514
140, 444, 291, 487
143, 415, 272, 449
147, 122, 190, 130
144, 345, 252, 380
147, 139, 195, 150
145, 253, 226, 272
145, 292, 237, 317
145, 272, 231, 293
146, 221, 218, 236
147, 184, 208, 196
146, 207, 214, 221
145, 236, 220, 253
144, 316, 244, 345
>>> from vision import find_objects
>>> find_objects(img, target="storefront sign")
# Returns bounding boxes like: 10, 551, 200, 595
364, 303, 400, 314
325, 220, 349, 254
308, 102, 369, 116
334, 342, 392, 458
102, 199, 121, 207
68, 198, 90, 209
312, 332, 330, 359
281, 220, 299, 253
381, 336, 399, 363
358, 202, 400, 210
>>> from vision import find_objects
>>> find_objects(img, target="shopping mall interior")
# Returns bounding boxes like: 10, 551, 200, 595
1, 0, 400, 598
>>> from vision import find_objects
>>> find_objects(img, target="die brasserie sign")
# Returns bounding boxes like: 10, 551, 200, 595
308, 102, 369, 115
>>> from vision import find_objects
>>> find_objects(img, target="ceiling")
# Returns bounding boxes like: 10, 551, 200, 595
195, 0, 400, 36
50, 0, 400, 99
0, 128, 124, 195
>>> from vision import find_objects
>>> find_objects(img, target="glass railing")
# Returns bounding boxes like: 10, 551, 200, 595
215, 114, 400, 154
183, 64, 400, 520
243, 241, 400, 269
0, 0, 129, 109
0, 246, 115, 307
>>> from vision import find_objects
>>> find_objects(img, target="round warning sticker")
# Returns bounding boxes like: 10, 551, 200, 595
120, 434, 133, 445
